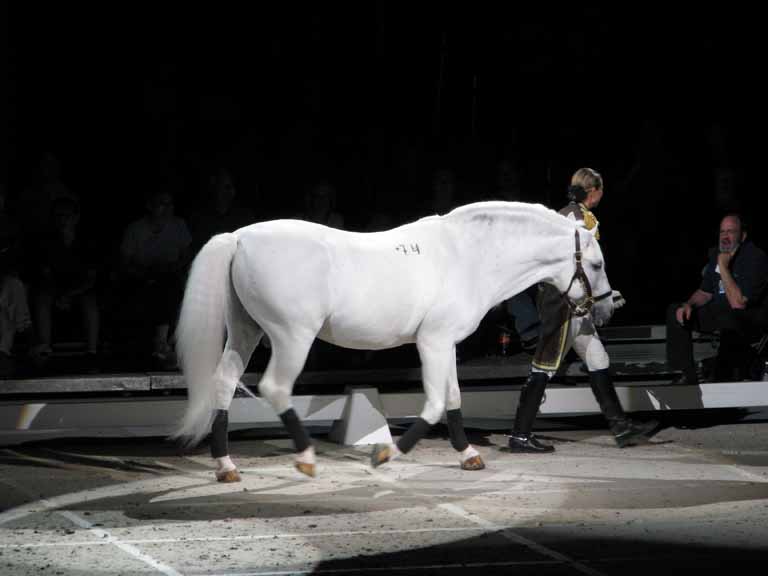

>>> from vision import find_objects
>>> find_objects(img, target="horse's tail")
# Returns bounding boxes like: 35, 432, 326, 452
171, 232, 239, 447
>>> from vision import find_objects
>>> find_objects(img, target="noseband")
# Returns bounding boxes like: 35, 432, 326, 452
561, 230, 612, 317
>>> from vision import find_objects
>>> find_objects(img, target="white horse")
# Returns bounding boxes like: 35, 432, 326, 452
173, 201, 614, 482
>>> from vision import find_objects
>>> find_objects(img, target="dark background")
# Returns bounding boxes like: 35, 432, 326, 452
4, 4, 765, 326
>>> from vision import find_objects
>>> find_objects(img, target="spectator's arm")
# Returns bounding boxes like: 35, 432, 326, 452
688, 289, 712, 308
718, 251, 747, 309
676, 290, 712, 324
62, 268, 98, 299
720, 265, 746, 308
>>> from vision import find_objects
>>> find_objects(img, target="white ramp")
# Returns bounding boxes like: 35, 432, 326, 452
328, 386, 393, 445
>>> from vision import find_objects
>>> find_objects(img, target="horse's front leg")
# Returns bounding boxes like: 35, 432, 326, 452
372, 338, 458, 468
445, 346, 485, 471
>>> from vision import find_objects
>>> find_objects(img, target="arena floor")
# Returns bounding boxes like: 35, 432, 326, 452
1, 421, 767, 575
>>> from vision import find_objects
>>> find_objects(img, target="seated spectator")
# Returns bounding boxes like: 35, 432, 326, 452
29, 196, 102, 372
17, 152, 79, 266
0, 184, 33, 377
114, 189, 192, 370
667, 213, 768, 384
188, 167, 256, 253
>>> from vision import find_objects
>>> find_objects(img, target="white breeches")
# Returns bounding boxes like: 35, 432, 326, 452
569, 315, 610, 371
532, 315, 610, 378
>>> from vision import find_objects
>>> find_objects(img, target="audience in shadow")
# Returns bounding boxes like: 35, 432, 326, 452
297, 179, 345, 229
3, 131, 759, 383
0, 184, 33, 377
111, 189, 192, 371
16, 152, 79, 265
28, 196, 103, 373
188, 167, 256, 254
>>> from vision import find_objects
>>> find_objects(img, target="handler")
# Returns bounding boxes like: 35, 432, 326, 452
509, 167, 658, 453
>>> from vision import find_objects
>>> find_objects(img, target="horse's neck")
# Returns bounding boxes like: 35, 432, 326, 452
448, 204, 575, 306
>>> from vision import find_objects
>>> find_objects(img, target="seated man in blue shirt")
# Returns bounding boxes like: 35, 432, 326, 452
667, 213, 768, 384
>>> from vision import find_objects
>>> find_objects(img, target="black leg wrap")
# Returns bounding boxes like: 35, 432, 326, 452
210, 409, 229, 458
446, 409, 469, 452
279, 408, 311, 453
397, 417, 433, 454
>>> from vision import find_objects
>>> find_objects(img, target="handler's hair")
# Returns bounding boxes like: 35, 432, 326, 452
567, 167, 603, 202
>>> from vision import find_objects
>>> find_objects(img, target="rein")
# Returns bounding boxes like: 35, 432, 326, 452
561, 230, 612, 316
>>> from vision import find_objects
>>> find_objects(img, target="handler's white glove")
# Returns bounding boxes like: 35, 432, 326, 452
611, 290, 626, 309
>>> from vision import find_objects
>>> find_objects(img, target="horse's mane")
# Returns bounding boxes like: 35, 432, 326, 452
445, 201, 576, 232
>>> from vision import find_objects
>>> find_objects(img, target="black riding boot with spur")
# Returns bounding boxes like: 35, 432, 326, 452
508, 371, 554, 453
589, 368, 659, 448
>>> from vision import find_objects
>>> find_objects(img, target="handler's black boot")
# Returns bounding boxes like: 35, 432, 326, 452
589, 368, 659, 448
508, 372, 554, 453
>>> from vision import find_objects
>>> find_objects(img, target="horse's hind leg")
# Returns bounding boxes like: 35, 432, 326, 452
445, 347, 485, 470
257, 330, 317, 477
210, 288, 263, 483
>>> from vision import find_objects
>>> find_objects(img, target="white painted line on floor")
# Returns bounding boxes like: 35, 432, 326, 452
353, 459, 608, 576
727, 465, 768, 483
0, 524, 515, 549
438, 502, 607, 576
0, 472, 203, 526
0, 474, 182, 576
57, 509, 182, 576
666, 443, 768, 483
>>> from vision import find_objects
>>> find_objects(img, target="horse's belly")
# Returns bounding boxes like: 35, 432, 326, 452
317, 320, 417, 350
318, 298, 423, 350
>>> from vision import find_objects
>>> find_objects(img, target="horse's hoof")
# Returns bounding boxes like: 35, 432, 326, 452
215, 468, 241, 483
370, 444, 391, 468
295, 461, 316, 477
461, 455, 485, 471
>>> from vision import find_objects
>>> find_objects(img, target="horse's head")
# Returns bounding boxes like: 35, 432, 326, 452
562, 228, 614, 326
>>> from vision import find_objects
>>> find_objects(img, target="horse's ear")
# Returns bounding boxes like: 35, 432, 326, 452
577, 227, 594, 246
579, 228, 598, 258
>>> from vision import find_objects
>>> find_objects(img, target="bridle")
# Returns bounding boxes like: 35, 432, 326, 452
561, 229, 612, 317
